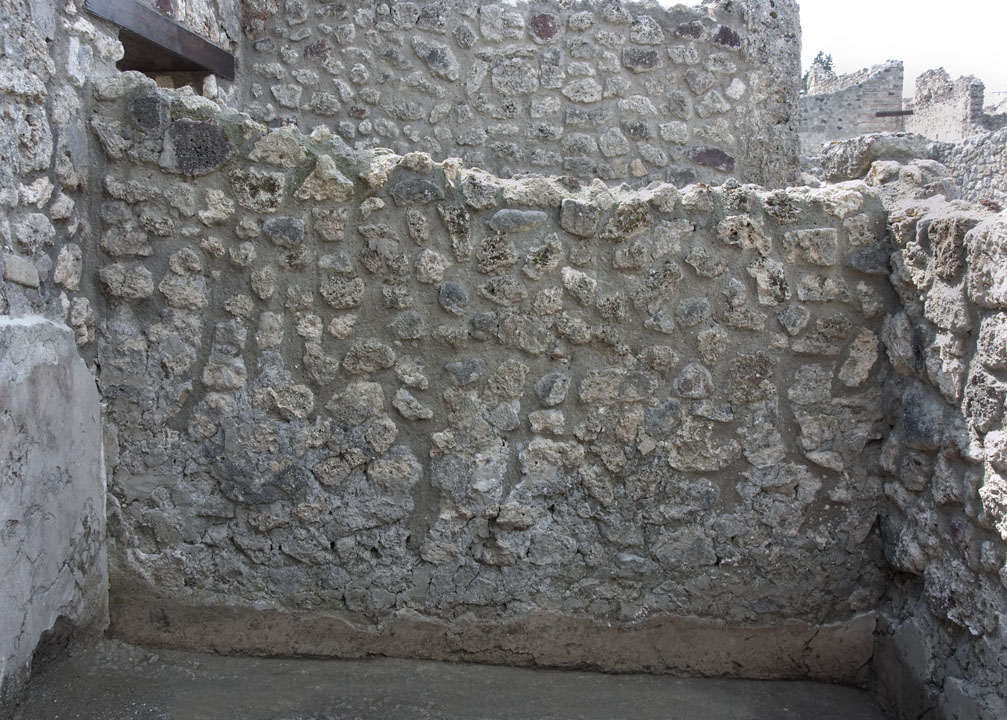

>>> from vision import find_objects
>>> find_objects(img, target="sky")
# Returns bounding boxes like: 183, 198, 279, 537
798, 0, 1007, 102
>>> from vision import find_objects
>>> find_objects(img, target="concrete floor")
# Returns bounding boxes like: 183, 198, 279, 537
9, 640, 891, 720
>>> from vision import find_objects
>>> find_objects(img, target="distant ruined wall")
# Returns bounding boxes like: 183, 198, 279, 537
907, 70, 1007, 207
799, 61, 905, 155
94, 73, 891, 680
236, 0, 801, 188
906, 69, 1004, 144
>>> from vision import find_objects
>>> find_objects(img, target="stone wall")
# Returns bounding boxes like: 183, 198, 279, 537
2, 0, 1006, 716
933, 127, 1007, 207
820, 138, 1007, 719
906, 69, 1007, 144
0, 0, 118, 701
92, 75, 893, 680
0, 318, 106, 705
874, 200, 1007, 720
134, 0, 240, 51
799, 61, 905, 156
236, 0, 801, 188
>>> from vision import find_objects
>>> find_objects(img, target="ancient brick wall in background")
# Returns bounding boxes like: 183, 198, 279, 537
799, 61, 905, 155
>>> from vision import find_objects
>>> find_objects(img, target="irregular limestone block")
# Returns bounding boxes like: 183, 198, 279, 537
3, 253, 40, 289
295, 155, 354, 201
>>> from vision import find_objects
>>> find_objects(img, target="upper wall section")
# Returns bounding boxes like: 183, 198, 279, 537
799, 61, 905, 156
135, 0, 241, 50
805, 60, 900, 97
237, 0, 801, 188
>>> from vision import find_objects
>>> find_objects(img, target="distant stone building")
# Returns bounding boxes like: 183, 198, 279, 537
905, 69, 1007, 204
799, 62, 1007, 205
906, 68, 1007, 142
799, 60, 905, 154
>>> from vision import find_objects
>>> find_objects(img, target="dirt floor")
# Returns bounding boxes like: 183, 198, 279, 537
8, 639, 891, 720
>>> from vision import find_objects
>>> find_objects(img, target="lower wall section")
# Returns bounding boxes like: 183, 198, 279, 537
92, 82, 893, 683
873, 600, 1007, 720
109, 594, 875, 684
0, 317, 107, 705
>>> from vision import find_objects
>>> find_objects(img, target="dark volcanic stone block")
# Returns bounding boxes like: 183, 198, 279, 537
530, 13, 558, 40
689, 147, 735, 173
130, 92, 170, 132
164, 119, 232, 176
621, 48, 659, 73
262, 216, 305, 248
390, 178, 445, 206
713, 25, 742, 47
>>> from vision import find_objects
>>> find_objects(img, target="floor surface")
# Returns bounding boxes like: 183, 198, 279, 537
9, 640, 891, 720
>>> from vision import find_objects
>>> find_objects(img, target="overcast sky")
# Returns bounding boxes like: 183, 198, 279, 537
798, 0, 1007, 102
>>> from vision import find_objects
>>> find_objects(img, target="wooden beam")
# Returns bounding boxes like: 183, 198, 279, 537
117, 28, 209, 74
85, 0, 235, 80
876, 110, 914, 118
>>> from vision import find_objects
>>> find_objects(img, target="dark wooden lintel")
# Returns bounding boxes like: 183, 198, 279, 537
876, 110, 914, 118
85, 0, 235, 80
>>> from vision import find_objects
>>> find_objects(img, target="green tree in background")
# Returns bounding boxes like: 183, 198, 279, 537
802, 51, 834, 93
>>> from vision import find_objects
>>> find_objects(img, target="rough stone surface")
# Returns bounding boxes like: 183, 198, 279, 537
237, 0, 801, 188
874, 194, 1007, 720
2, 2, 1007, 718
933, 127, 1007, 206
821, 134, 932, 182
86, 81, 893, 685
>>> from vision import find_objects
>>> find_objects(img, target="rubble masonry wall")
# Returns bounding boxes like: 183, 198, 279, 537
94, 72, 890, 680
933, 127, 1007, 207
2, 0, 1007, 717
873, 196, 1007, 720
235, 0, 801, 188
